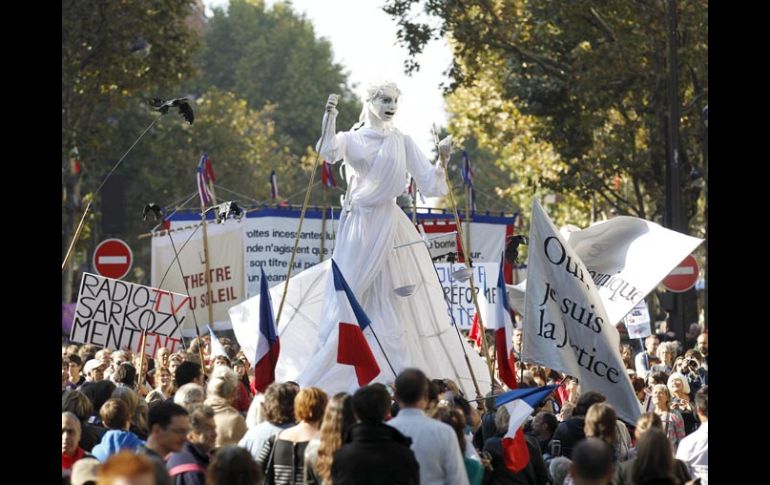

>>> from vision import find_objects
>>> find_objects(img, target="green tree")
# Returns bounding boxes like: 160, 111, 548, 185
62, 0, 200, 302
384, 0, 707, 232
104, 88, 300, 282
198, 0, 362, 154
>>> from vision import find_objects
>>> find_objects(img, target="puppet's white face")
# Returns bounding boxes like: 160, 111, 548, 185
369, 87, 399, 122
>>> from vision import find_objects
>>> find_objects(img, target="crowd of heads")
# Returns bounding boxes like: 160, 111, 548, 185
61, 319, 708, 485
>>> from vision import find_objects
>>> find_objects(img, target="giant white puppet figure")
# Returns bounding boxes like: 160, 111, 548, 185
230, 83, 491, 397
293, 83, 490, 394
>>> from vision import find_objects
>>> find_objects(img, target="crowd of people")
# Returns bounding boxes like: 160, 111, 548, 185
61, 321, 708, 484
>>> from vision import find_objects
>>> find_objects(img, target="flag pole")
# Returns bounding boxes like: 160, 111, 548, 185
366, 326, 398, 379
165, 232, 205, 370
274, 102, 335, 327
199, 185, 217, 371
441, 252, 484, 400
63, 115, 162, 273
433, 125, 496, 385
320, 183, 328, 263
411, 178, 418, 225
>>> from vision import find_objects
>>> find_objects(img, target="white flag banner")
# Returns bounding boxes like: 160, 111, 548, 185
563, 216, 702, 325
522, 200, 641, 424
623, 301, 652, 339
508, 216, 703, 325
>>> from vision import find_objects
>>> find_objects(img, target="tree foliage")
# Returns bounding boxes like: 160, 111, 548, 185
197, 0, 362, 153
384, 0, 707, 230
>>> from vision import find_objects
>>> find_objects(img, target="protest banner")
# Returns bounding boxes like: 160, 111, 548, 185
152, 218, 244, 333
522, 200, 641, 424
70, 273, 188, 358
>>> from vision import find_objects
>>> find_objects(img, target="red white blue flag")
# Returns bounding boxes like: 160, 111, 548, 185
253, 267, 280, 393
460, 150, 476, 212
321, 160, 337, 188
495, 253, 517, 390
197, 154, 216, 207
496, 385, 559, 473
332, 259, 380, 386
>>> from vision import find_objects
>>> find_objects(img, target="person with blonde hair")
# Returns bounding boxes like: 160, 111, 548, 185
653, 342, 676, 373
257, 387, 328, 484
305, 392, 355, 484
97, 451, 155, 485
204, 364, 248, 447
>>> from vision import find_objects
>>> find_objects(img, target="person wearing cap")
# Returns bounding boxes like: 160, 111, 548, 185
84, 359, 107, 383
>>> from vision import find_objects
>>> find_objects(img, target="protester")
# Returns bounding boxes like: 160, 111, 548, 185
239, 382, 298, 461
205, 365, 248, 447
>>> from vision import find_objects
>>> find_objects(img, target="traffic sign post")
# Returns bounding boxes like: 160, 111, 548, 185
662, 254, 698, 293
93, 238, 133, 280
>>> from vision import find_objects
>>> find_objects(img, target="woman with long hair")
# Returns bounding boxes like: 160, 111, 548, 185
305, 393, 356, 484
584, 402, 631, 463
631, 428, 681, 484
432, 406, 483, 485
651, 384, 685, 450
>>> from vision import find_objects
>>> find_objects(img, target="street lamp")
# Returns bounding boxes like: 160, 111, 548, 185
664, 0, 687, 343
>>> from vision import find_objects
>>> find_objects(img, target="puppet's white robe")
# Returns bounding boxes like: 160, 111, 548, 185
230, 126, 490, 396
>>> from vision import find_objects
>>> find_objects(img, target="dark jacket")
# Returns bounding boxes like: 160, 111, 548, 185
137, 444, 172, 485
331, 422, 420, 485
166, 442, 210, 485
482, 433, 549, 485
550, 416, 586, 459
615, 456, 691, 485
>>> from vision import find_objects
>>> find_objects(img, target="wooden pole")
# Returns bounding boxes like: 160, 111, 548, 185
320, 184, 327, 263
433, 126, 495, 384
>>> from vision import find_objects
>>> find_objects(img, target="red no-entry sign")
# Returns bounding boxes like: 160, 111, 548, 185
93, 238, 133, 280
662, 254, 698, 293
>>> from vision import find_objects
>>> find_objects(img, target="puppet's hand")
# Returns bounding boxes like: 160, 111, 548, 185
325, 94, 339, 116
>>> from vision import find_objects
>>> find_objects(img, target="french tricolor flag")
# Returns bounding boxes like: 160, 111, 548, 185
252, 267, 280, 393
321, 160, 337, 188
494, 253, 518, 390
496, 385, 559, 473
332, 259, 380, 386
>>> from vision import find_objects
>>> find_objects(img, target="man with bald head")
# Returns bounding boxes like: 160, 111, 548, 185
62, 412, 93, 474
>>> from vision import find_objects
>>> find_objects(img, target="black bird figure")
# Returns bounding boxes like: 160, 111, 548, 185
142, 203, 163, 222
505, 235, 528, 265
149, 97, 194, 125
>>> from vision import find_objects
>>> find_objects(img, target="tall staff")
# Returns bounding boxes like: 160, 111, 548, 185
274, 96, 337, 326
433, 125, 495, 384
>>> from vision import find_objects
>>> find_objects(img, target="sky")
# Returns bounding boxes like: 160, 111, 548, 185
202, 0, 452, 155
